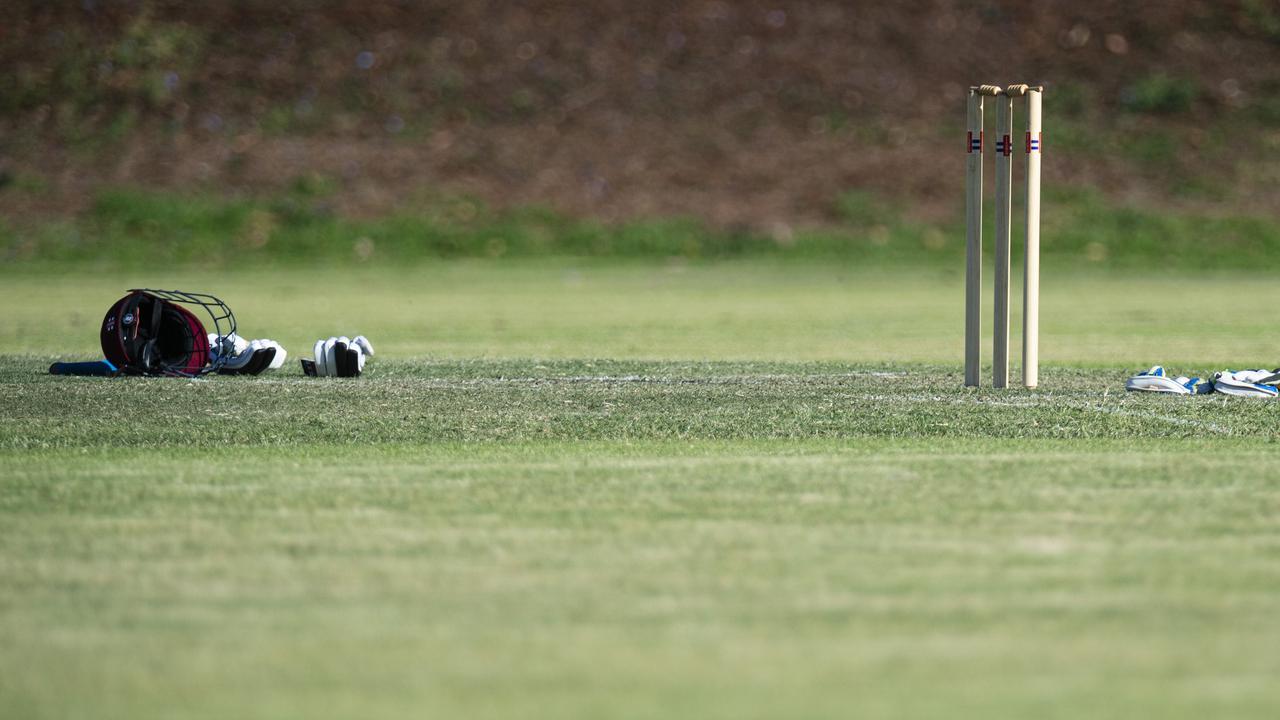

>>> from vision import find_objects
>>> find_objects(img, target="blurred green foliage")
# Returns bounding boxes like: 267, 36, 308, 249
4, 185, 1280, 271
1121, 75, 1199, 115
1122, 128, 1179, 168
1243, 0, 1280, 44
2, 13, 203, 140
1044, 186, 1280, 268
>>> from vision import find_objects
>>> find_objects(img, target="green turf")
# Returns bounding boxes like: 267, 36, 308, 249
3, 262, 1280, 367
3, 264, 1280, 719
2, 358, 1277, 448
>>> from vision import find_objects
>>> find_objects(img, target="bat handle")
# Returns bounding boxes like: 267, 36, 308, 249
49, 360, 119, 376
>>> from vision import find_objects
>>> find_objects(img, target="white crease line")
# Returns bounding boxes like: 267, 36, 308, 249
371, 372, 908, 387
1060, 402, 1235, 435
847, 394, 1237, 434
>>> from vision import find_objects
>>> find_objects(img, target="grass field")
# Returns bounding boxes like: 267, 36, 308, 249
4, 261, 1280, 365
4, 262, 1280, 719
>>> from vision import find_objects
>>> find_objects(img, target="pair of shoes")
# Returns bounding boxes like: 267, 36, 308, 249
1212, 369, 1280, 398
1125, 366, 1213, 395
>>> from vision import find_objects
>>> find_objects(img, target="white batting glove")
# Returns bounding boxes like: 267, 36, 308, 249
301, 335, 374, 377
208, 333, 287, 375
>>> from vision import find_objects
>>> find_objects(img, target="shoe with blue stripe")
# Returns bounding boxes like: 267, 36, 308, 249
1212, 370, 1280, 398
1125, 366, 1213, 395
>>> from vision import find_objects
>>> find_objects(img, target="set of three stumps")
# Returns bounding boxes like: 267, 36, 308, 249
965, 84, 1042, 388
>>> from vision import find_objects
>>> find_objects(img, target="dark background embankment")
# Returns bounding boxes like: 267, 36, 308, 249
2, 0, 1279, 264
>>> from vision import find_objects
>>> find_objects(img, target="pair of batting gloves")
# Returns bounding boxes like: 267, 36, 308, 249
301, 336, 375, 377
210, 333, 376, 377
1125, 365, 1280, 397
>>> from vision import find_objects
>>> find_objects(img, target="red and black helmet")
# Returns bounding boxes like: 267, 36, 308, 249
100, 289, 236, 376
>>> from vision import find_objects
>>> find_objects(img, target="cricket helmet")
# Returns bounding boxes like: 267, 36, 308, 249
99, 289, 236, 376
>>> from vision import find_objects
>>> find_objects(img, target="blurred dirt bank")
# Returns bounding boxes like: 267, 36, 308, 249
3, 1, 1278, 229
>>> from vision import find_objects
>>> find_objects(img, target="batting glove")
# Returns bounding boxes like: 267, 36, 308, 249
1212, 369, 1280, 398
209, 333, 287, 376
301, 335, 374, 377
1124, 366, 1212, 395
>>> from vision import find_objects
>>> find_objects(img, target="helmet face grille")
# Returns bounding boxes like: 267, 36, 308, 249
100, 289, 236, 376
